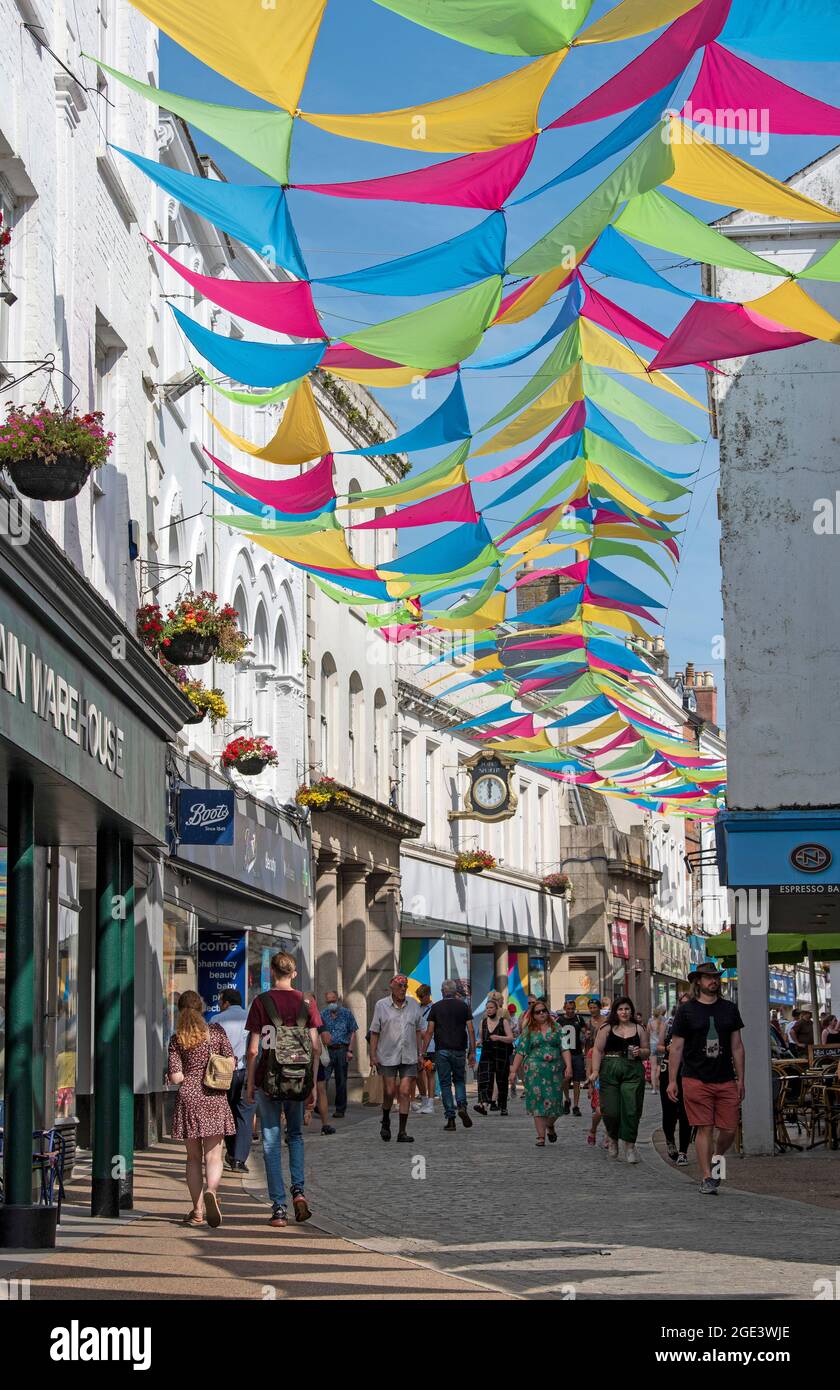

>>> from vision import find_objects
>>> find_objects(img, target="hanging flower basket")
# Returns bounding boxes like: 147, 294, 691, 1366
179, 678, 228, 728
0, 403, 114, 501
455, 850, 497, 875
221, 735, 278, 776
137, 592, 247, 666
295, 776, 349, 810
541, 872, 572, 897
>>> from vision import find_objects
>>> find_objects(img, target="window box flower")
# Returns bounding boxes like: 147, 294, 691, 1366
137, 591, 247, 667
0, 402, 114, 501
455, 850, 497, 875
295, 777, 349, 810
221, 735, 278, 776
541, 872, 572, 896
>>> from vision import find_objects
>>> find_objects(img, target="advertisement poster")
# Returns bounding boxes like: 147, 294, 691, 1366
197, 928, 247, 1019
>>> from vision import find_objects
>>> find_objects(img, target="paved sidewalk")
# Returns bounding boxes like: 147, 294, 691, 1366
284, 1091, 840, 1300
0, 1143, 510, 1300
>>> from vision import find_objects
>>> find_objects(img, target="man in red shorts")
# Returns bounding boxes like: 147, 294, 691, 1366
667, 962, 745, 1196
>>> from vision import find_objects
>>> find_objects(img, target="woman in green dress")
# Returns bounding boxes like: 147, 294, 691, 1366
509, 1001, 572, 1146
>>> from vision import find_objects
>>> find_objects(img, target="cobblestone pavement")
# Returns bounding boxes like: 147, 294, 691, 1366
251, 1091, 840, 1300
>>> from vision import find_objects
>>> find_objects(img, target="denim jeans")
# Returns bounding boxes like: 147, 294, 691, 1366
435, 1049, 467, 1119
257, 1091, 305, 1208
226, 1067, 257, 1164
326, 1044, 350, 1111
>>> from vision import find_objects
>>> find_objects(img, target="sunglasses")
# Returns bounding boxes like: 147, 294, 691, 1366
533, 1007, 548, 1015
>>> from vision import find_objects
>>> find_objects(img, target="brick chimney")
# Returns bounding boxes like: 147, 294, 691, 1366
514, 559, 580, 617
694, 669, 718, 726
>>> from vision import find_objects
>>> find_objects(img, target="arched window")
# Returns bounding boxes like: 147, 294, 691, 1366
193, 549, 207, 595
253, 601, 270, 665
320, 653, 337, 775
273, 614, 289, 673
373, 688, 388, 802
167, 504, 183, 569
232, 583, 249, 646
348, 671, 364, 789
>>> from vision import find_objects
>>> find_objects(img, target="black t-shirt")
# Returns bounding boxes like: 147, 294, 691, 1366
557, 1013, 584, 1053
671, 998, 744, 1084
427, 998, 473, 1052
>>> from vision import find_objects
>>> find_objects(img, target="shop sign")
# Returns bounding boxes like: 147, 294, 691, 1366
198, 928, 247, 1018
768, 970, 795, 1006
611, 920, 630, 959
0, 620, 125, 777
653, 926, 691, 979
177, 788, 235, 846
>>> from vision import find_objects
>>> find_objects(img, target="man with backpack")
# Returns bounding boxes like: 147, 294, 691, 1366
245, 951, 321, 1228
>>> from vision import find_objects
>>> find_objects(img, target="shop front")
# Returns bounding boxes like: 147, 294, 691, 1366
162, 759, 309, 1089
399, 849, 566, 1013
0, 506, 192, 1243
652, 923, 692, 1012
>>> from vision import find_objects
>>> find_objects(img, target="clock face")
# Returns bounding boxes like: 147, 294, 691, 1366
473, 774, 507, 812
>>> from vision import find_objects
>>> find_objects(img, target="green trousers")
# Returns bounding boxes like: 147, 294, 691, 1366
599, 1055, 646, 1143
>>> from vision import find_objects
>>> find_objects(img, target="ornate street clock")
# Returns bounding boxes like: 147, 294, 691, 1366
449, 751, 517, 823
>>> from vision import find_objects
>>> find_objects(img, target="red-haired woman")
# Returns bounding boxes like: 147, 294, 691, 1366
509, 1000, 572, 1146
167, 990, 234, 1228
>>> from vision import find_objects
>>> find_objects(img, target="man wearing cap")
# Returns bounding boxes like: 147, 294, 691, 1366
369, 974, 424, 1144
667, 963, 745, 1196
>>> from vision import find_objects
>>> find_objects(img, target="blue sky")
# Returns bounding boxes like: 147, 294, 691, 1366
159, 1, 840, 722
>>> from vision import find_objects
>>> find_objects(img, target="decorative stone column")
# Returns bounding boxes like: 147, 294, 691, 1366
369, 873, 401, 1010
314, 852, 341, 1000
341, 864, 370, 1079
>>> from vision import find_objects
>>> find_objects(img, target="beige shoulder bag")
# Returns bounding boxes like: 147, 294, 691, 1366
204, 1026, 235, 1090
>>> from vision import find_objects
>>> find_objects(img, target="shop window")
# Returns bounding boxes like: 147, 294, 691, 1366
53, 854, 81, 1123
247, 930, 297, 1001
163, 902, 197, 1041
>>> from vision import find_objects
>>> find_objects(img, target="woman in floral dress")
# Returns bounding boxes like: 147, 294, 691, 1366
167, 990, 235, 1228
509, 1001, 572, 1146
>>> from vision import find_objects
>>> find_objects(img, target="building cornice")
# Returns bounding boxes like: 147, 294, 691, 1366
308, 782, 423, 841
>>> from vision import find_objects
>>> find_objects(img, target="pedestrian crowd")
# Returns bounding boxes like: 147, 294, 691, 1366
163, 952, 748, 1227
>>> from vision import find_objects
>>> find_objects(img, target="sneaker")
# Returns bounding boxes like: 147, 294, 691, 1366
223, 1154, 238, 1172
625, 1145, 640, 1165
500, 1108, 508, 1116
380, 1118, 392, 1142
473, 1103, 488, 1116
420, 1098, 434, 1114
607, 1139, 619, 1158
676, 1153, 689, 1166
709, 1176, 721, 1189
572, 1106, 582, 1117
666, 1143, 678, 1162
269, 1203, 288, 1228
563, 1100, 571, 1115
489, 1101, 499, 1112
235, 1161, 249, 1173
396, 1132, 414, 1143
410, 1102, 423, 1113
444, 1118, 456, 1131
457, 1106, 473, 1129
333, 1110, 345, 1118
321, 1125, 337, 1135
699, 1178, 718, 1195
292, 1193, 311, 1222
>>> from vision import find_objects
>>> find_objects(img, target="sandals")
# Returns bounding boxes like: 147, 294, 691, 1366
547, 1126, 558, 1143
204, 1191, 222, 1229
535, 1139, 546, 1147
182, 1210, 204, 1226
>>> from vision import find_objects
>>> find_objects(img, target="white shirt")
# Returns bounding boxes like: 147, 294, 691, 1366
369, 995, 423, 1066
214, 1004, 248, 1066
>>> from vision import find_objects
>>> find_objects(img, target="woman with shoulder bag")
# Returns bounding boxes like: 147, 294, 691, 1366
167, 989, 235, 1228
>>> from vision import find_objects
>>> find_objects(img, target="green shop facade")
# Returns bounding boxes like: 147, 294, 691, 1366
0, 502, 192, 1245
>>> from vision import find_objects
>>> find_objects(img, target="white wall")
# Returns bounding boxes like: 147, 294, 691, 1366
708, 150, 840, 809
0, 0, 157, 622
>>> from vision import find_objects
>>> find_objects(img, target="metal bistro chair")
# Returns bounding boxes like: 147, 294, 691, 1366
0, 1127, 66, 1220
772, 1069, 804, 1153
